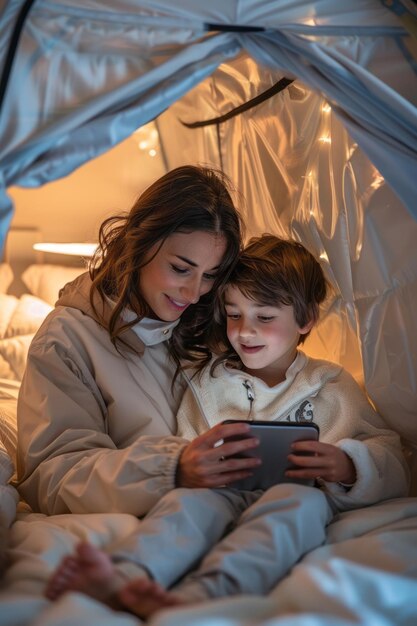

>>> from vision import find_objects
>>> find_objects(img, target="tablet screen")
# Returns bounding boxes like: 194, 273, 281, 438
222, 420, 319, 491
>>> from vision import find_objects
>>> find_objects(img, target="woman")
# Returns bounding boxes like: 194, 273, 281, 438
16, 165, 260, 516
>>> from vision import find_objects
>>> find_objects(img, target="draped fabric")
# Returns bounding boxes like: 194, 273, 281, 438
0, 0, 416, 250
158, 55, 417, 460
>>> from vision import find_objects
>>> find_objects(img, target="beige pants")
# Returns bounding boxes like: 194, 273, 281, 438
109, 483, 333, 599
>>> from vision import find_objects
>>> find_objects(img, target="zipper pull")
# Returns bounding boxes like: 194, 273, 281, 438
243, 379, 254, 402
242, 379, 254, 419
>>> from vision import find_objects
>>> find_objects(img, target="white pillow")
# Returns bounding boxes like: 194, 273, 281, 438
5, 294, 52, 338
0, 295, 18, 339
0, 294, 52, 380
0, 379, 20, 468
0, 444, 19, 535
21, 264, 85, 305
0, 263, 13, 294
0, 334, 34, 380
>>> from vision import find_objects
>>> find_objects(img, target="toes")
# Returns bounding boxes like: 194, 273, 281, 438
45, 556, 82, 599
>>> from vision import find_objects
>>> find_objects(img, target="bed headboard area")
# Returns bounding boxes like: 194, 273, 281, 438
3, 227, 41, 297
0, 228, 86, 383
2, 227, 86, 301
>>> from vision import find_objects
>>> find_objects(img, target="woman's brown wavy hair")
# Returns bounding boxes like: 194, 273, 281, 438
209, 234, 328, 373
89, 165, 243, 374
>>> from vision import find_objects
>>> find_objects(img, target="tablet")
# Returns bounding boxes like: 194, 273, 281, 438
222, 420, 319, 491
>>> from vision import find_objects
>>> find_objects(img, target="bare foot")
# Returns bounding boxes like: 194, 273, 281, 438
118, 578, 184, 619
45, 542, 116, 603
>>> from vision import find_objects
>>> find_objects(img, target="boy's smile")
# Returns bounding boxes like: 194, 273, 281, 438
239, 344, 264, 354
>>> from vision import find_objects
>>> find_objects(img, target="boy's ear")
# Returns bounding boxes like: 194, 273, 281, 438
298, 319, 314, 335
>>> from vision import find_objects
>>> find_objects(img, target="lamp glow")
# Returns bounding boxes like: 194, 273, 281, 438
33, 243, 97, 257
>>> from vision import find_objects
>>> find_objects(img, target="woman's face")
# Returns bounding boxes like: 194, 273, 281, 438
140, 231, 227, 321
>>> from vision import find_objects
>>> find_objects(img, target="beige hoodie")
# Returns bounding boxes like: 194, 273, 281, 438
176, 353, 409, 510
16, 273, 188, 516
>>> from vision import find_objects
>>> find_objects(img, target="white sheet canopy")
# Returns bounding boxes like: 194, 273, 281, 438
1, 1, 416, 228
0, 0, 416, 471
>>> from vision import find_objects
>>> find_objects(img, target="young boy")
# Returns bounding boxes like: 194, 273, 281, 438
46, 235, 409, 618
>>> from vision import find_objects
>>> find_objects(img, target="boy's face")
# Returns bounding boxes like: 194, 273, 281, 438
224, 285, 313, 383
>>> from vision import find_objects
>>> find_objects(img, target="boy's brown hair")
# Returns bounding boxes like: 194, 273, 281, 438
210, 234, 328, 370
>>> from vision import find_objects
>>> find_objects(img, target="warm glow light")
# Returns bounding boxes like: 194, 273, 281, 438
370, 173, 385, 190
134, 122, 159, 156
322, 104, 331, 113
319, 136, 331, 144
347, 144, 357, 159
33, 243, 97, 257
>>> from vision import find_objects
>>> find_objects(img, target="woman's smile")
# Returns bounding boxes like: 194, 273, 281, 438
165, 295, 190, 311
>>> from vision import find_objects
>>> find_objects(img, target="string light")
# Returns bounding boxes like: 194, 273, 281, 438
370, 172, 385, 190
133, 122, 159, 156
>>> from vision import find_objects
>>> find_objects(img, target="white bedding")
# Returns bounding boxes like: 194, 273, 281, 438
0, 378, 20, 563
0, 498, 417, 626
